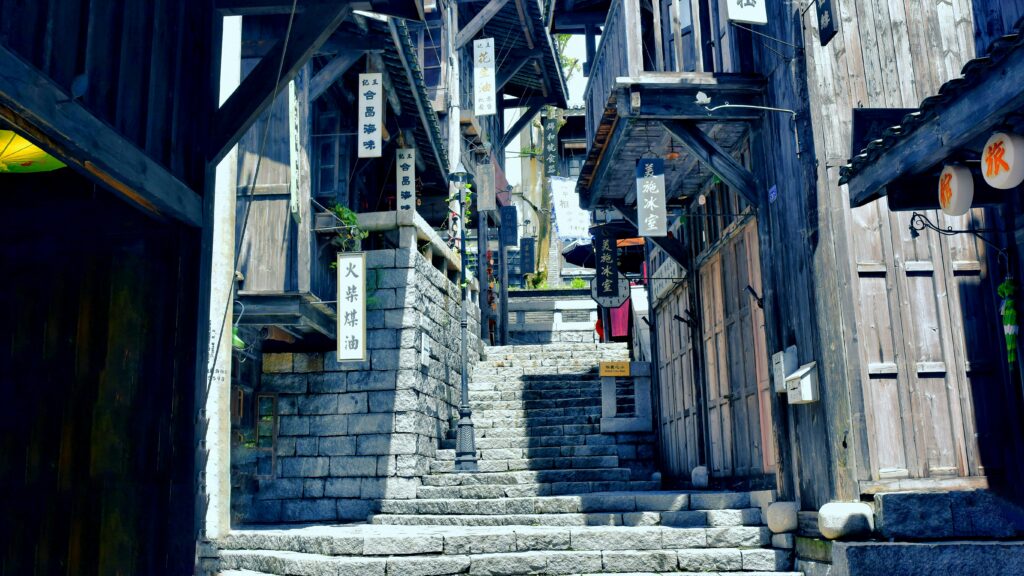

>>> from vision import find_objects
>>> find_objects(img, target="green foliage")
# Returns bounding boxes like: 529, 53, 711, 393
329, 204, 369, 252
555, 34, 581, 81
570, 277, 587, 289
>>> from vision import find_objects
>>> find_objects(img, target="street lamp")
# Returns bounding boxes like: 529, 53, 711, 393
450, 168, 478, 472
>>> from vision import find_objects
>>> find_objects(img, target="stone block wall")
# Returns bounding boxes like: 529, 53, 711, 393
231, 245, 481, 524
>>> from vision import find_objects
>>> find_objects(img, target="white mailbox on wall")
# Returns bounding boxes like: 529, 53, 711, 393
771, 345, 799, 393
786, 361, 820, 404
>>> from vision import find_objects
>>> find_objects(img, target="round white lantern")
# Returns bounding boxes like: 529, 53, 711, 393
938, 165, 973, 216
982, 132, 1024, 189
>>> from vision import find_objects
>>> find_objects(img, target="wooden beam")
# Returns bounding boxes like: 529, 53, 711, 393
583, 116, 630, 208
455, 0, 512, 49
0, 45, 202, 226
218, 0, 423, 20
309, 50, 365, 101
612, 200, 690, 272
210, 1, 354, 165
845, 46, 1024, 206
630, 79, 765, 120
499, 103, 543, 151
388, 18, 449, 173
500, 95, 549, 109
662, 120, 759, 206
496, 50, 538, 92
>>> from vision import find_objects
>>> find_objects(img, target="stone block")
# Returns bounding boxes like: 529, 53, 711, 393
797, 558, 834, 576
773, 532, 796, 549
634, 492, 688, 511
662, 527, 707, 548
571, 527, 661, 550
386, 555, 470, 576
254, 478, 303, 500
380, 267, 416, 289
515, 528, 571, 551
281, 499, 336, 522
303, 478, 324, 498
622, 511, 661, 526
280, 456, 330, 478
262, 353, 293, 373
661, 510, 707, 528
706, 508, 761, 526
308, 415, 348, 436
467, 552, 548, 575
308, 372, 347, 393
601, 550, 677, 573
298, 394, 338, 415
950, 490, 1024, 538
368, 329, 399, 350
819, 502, 874, 540
277, 396, 298, 415
445, 532, 516, 555
324, 477, 362, 498
743, 548, 792, 571
293, 352, 323, 373
706, 527, 769, 548
364, 534, 443, 556
349, 370, 397, 392
371, 349, 401, 371
295, 437, 318, 456
337, 498, 375, 521
677, 548, 742, 571
690, 492, 749, 510
768, 501, 799, 533
275, 436, 297, 456
324, 352, 371, 372
832, 541, 1024, 576
349, 413, 393, 435
261, 373, 307, 394
691, 465, 709, 488
241, 499, 281, 523
319, 436, 356, 456
330, 455, 377, 477
385, 308, 417, 329
360, 477, 387, 499
278, 415, 309, 436
338, 392, 369, 414
381, 477, 420, 499
546, 551, 603, 574
367, 249, 396, 269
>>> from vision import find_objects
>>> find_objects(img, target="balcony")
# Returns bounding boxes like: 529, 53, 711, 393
575, 0, 766, 213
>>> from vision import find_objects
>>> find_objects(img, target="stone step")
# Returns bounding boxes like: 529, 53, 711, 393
471, 434, 628, 450
476, 424, 603, 439
484, 342, 629, 354
422, 468, 634, 487
369, 511, 765, 529
218, 570, 277, 576
431, 456, 620, 474
471, 366, 608, 377
380, 492, 763, 517
462, 405, 604, 419
416, 481, 663, 499
469, 398, 604, 411
473, 415, 601, 429
221, 547, 794, 575
434, 445, 620, 462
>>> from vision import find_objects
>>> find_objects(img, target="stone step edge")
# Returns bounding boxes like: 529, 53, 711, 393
378, 495, 761, 516
368, 512, 764, 529
220, 547, 792, 574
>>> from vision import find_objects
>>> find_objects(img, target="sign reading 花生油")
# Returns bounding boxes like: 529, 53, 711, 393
396, 148, 416, 213
501, 205, 518, 247
594, 229, 619, 298
599, 361, 630, 377
336, 252, 367, 361
520, 238, 535, 274
727, 0, 767, 25
636, 159, 667, 237
477, 155, 496, 212
544, 114, 559, 177
358, 73, 382, 158
473, 39, 496, 117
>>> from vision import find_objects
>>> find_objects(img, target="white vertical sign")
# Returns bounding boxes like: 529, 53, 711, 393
336, 252, 367, 361
727, 0, 768, 25
358, 73, 382, 158
396, 148, 416, 213
473, 39, 496, 116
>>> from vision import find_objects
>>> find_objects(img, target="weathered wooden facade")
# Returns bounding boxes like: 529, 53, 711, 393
568, 0, 1024, 537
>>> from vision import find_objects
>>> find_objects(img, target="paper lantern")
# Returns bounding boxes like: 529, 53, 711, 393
982, 132, 1024, 189
938, 165, 973, 216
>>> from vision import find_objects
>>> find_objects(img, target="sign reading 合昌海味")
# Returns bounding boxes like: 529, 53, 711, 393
358, 73, 382, 158
336, 252, 367, 361
396, 148, 416, 213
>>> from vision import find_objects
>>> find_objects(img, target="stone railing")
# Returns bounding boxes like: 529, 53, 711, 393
601, 361, 653, 433
506, 291, 598, 344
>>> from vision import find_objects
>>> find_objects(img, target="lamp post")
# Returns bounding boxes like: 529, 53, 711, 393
450, 169, 478, 472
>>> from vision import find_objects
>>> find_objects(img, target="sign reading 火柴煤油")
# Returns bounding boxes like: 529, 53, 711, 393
636, 158, 667, 237
396, 148, 416, 213
500, 205, 518, 247
358, 73, 382, 158
594, 229, 619, 298
726, 0, 767, 25
473, 39, 496, 117
544, 114, 559, 177
336, 252, 367, 361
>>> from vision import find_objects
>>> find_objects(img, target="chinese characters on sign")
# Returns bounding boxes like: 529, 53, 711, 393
357, 73, 382, 158
982, 132, 1024, 189
726, 0, 767, 25
396, 148, 416, 213
816, 0, 838, 46
544, 114, 559, 177
473, 39, 496, 117
477, 155, 496, 212
550, 176, 590, 240
336, 252, 367, 361
594, 229, 619, 298
500, 205, 518, 247
520, 238, 535, 274
636, 158, 667, 237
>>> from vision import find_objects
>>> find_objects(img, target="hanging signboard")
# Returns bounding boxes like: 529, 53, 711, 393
396, 148, 416, 213
358, 73, 382, 158
287, 80, 302, 223
520, 238, 536, 274
336, 252, 367, 361
816, 0, 838, 46
473, 38, 497, 117
726, 0, 767, 25
551, 176, 590, 241
544, 114, 560, 177
594, 229, 620, 298
500, 205, 518, 247
982, 132, 1024, 189
938, 165, 973, 217
477, 156, 496, 212
636, 158, 667, 237
591, 272, 630, 308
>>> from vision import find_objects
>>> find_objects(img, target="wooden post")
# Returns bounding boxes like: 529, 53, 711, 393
478, 211, 490, 343
499, 232, 509, 345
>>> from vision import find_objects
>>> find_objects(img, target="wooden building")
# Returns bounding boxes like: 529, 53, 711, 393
564, 0, 1024, 544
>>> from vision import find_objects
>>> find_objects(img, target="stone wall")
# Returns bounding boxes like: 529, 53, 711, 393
231, 245, 481, 524
507, 290, 599, 345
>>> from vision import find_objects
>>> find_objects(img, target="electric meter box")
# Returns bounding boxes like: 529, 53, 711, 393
786, 361, 819, 404
771, 345, 799, 393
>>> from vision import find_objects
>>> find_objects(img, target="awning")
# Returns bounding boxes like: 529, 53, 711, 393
840, 20, 1024, 207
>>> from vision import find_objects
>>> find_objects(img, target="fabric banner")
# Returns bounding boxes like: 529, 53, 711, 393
396, 148, 416, 213
550, 176, 590, 241
357, 73, 382, 158
636, 158, 667, 237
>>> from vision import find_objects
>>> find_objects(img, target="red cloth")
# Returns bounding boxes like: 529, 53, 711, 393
595, 318, 604, 341
609, 298, 630, 337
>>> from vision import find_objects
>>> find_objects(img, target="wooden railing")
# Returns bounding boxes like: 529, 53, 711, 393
583, 0, 642, 149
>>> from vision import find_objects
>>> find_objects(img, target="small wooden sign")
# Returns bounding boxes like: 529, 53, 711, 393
600, 361, 630, 377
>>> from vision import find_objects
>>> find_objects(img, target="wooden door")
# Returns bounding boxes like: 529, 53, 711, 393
745, 223, 776, 473
701, 254, 732, 476
656, 281, 702, 477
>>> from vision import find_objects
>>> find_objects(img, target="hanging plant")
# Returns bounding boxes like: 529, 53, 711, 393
329, 203, 369, 252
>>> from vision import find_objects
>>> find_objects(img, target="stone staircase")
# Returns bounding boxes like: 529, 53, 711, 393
219, 342, 798, 575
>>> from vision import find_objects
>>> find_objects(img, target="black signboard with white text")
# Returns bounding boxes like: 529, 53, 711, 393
500, 205, 518, 247
520, 238, 535, 274
594, 229, 619, 298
